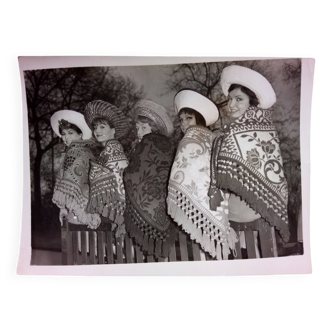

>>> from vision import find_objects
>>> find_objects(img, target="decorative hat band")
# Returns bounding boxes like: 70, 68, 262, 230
58, 119, 72, 130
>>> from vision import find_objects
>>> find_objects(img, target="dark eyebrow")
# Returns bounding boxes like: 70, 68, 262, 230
229, 93, 243, 98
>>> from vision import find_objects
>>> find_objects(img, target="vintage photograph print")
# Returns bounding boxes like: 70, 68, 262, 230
18, 57, 313, 275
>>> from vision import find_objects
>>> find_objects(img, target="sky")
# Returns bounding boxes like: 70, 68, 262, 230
115, 63, 176, 109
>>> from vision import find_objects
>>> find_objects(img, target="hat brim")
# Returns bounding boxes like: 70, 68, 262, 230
50, 110, 92, 140
220, 65, 276, 109
174, 90, 219, 127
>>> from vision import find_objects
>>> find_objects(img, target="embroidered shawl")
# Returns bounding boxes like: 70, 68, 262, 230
167, 126, 237, 259
209, 106, 290, 242
52, 139, 102, 229
123, 133, 176, 258
87, 139, 128, 237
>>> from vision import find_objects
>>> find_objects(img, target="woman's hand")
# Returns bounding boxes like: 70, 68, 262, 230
59, 208, 68, 225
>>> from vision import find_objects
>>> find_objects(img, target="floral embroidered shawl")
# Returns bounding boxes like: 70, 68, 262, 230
167, 126, 237, 259
209, 106, 290, 242
123, 133, 176, 258
87, 139, 128, 237
52, 139, 102, 229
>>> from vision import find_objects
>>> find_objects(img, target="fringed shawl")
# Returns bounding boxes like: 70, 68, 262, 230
123, 133, 176, 259
87, 139, 128, 237
209, 106, 290, 242
167, 126, 237, 259
52, 139, 102, 229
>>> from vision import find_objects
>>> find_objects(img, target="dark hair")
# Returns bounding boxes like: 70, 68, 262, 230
91, 117, 114, 130
135, 115, 160, 134
228, 84, 259, 107
179, 108, 206, 127
58, 119, 82, 135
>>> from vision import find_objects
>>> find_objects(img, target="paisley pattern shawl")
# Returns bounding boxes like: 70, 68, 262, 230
52, 139, 102, 229
123, 133, 176, 258
87, 139, 128, 237
209, 106, 290, 241
167, 126, 237, 259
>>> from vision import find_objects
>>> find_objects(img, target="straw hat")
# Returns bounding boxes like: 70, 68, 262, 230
84, 100, 129, 139
133, 99, 174, 137
173, 89, 219, 126
220, 65, 276, 109
50, 110, 92, 139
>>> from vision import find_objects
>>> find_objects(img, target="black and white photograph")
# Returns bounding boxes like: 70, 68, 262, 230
17, 56, 312, 275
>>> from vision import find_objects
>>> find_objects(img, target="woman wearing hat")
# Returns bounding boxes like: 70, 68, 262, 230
123, 100, 177, 259
51, 110, 102, 229
84, 100, 129, 237
209, 65, 290, 249
167, 89, 238, 259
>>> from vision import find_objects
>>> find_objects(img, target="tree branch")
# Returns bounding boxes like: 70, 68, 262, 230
34, 69, 74, 109
42, 137, 60, 153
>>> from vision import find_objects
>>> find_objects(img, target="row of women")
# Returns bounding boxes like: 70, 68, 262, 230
50, 65, 290, 260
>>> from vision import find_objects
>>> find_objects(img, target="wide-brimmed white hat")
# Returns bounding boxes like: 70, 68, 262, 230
220, 65, 276, 109
134, 99, 174, 137
50, 110, 92, 139
173, 89, 219, 126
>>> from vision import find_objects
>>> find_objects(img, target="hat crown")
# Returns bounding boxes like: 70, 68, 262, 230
173, 89, 218, 127
220, 65, 276, 109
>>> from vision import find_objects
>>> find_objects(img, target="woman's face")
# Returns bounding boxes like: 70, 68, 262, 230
227, 88, 250, 119
61, 128, 82, 146
136, 121, 152, 142
179, 112, 197, 133
93, 122, 115, 146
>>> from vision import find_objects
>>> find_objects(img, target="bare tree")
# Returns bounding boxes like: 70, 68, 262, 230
25, 66, 145, 209
282, 59, 302, 86
164, 62, 226, 107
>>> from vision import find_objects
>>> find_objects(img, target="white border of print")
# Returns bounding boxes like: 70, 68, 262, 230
17, 56, 313, 276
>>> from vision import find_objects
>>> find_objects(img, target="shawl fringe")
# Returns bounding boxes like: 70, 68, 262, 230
52, 190, 101, 229
215, 168, 290, 242
87, 192, 125, 221
124, 206, 177, 259
167, 197, 237, 259
208, 184, 224, 211
209, 135, 225, 211
87, 160, 126, 230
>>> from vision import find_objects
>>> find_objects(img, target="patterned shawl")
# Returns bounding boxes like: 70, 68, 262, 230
87, 139, 128, 237
167, 126, 237, 259
52, 139, 102, 229
123, 133, 176, 259
209, 106, 290, 242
